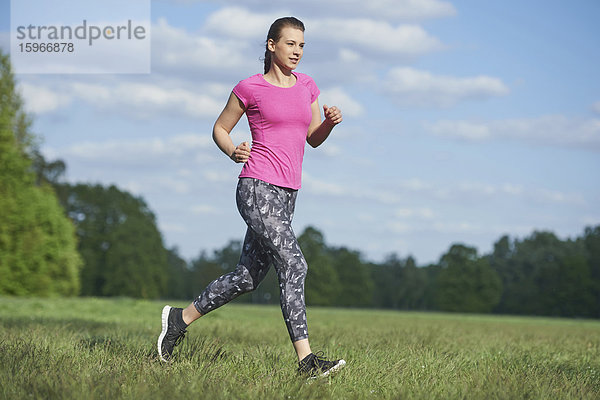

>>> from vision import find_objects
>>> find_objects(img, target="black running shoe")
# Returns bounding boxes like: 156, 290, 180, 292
157, 305, 187, 362
298, 352, 346, 378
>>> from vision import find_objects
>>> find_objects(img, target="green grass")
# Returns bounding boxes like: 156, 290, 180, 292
0, 297, 599, 399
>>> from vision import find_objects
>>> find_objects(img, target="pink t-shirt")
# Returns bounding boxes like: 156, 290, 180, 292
232, 72, 320, 189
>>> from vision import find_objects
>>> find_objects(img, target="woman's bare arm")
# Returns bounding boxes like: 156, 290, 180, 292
212, 92, 251, 163
306, 99, 343, 148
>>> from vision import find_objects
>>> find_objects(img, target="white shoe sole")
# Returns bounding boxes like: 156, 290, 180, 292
308, 359, 346, 380
157, 305, 172, 363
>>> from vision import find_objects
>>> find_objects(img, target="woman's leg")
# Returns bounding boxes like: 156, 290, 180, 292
183, 229, 271, 324
181, 302, 202, 325
159, 185, 272, 362
236, 178, 311, 360
190, 226, 272, 318
293, 339, 312, 361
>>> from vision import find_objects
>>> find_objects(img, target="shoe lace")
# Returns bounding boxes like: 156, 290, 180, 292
298, 353, 317, 373
311, 351, 335, 370
166, 325, 187, 346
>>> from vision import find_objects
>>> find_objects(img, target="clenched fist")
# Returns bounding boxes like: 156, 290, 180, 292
230, 141, 251, 163
323, 104, 343, 126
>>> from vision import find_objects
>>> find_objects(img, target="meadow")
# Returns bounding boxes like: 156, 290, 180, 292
0, 297, 598, 399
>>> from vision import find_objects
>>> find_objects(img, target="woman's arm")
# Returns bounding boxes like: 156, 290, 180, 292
212, 92, 251, 163
306, 98, 343, 148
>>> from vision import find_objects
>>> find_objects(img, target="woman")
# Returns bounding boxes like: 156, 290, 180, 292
158, 16, 345, 378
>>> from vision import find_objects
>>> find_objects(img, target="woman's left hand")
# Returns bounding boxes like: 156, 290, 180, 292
323, 104, 343, 126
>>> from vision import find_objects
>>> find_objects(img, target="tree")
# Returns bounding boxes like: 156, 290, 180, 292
370, 254, 401, 309
165, 247, 193, 299
436, 244, 502, 313
221, 239, 279, 304
0, 50, 81, 296
330, 246, 374, 307
581, 226, 600, 318
496, 231, 596, 317
488, 235, 517, 313
190, 251, 227, 300
370, 254, 428, 310
422, 262, 442, 310
299, 226, 340, 306
397, 256, 428, 310
58, 183, 168, 298
554, 239, 594, 317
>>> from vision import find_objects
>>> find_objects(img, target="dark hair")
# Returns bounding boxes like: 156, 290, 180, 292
263, 17, 305, 74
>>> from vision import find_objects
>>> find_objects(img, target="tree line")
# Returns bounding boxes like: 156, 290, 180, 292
167, 226, 599, 318
1, 50, 599, 318
0, 51, 80, 296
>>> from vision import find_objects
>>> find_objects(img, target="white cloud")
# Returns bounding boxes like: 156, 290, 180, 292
303, 172, 402, 204
340, 0, 456, 20
399, 178, 433, 192
385, 211, 570, 243
456, 182, 522, 197
302, 173, 348, 196
387, 218, 534, 237
151, 18, 252, 77
427, 120, 491, 140
431, 221, 483, 234
309, 19, 443, 57
581, 216, 600, 226
304, 170, 586, 209
385, 67, 509, 107
200, 7, 444, 59
305, 175, 429, 205
16, 73, 225, 120
156, 177, 191, 195
426, 115, 600, 150
319, 87, 365, 117
191, 0, 456, 21
18, 82, 72, 114
204, 7, 283, 39
171, 134, 212, 148
68, 81, 223, 119
121, 181, 144, 196
320, 144, 342, 157
592, 101, 600, 114
203, 170, 233, 183
387, 218, 482, 236
536, 188, 586, 206
396, 207, 435, 219
339, 49, 361, 63
191, 204, 220, 215
160, 222, 188, 234
388, 220, 412, 234
453, 182, 585, 206
51, 133, 212, 166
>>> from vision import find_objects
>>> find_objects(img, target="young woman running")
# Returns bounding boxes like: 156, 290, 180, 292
158, 16, 345, 378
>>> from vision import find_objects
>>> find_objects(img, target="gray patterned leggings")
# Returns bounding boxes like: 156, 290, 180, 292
193, 178, 309, 342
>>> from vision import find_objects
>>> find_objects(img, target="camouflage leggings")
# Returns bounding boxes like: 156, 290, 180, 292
193, 178, 309, 342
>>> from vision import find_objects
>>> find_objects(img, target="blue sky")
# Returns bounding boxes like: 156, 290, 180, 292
1, 0, 599, 264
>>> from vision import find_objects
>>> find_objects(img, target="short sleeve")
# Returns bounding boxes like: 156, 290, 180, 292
232, 79, 251, 109
305, 75, 320, 103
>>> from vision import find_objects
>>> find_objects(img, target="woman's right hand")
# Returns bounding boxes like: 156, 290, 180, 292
230, 141, 251, 163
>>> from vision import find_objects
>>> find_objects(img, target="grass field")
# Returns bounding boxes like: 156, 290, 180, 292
0, 297, 599, 399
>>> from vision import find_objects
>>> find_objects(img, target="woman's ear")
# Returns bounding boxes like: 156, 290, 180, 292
267, 38, 276, 52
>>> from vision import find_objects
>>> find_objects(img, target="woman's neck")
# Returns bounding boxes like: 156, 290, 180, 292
263, 64, 296, 88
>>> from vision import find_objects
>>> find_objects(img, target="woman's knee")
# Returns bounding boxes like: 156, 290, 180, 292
233, 264, 258, 293
295, 257, 308, 280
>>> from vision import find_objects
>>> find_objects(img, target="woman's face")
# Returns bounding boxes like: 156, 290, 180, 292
269, 27, 305, 72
